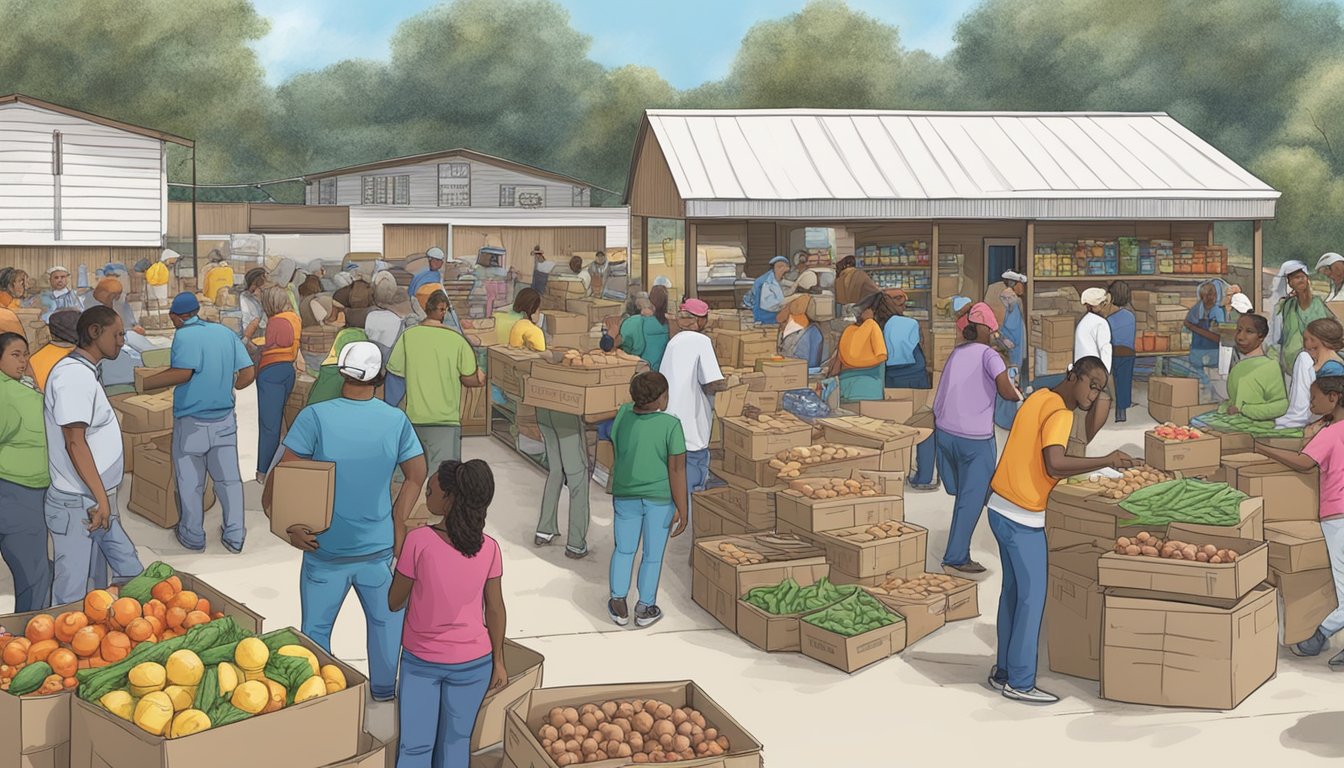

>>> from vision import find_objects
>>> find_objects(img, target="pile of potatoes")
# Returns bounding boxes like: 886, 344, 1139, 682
714, 541, 765, 566
786, 476, 880, 500
770, 444, 867, 479
536, 699, 733, 765
1095, 466, 1171, 500
1113, 530, 1241, 563
560, 349, 643, 368
834, 521, 916, 543
867, 573, 964, 598
741, 411, 806, 432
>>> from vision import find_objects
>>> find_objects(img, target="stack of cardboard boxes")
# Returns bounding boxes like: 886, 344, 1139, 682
1147, 376, 1214, 425
1030, 314, 1076, 377
1267, 520, 1337, 644
1133, 290, 1193, 353
540, 310, 592, 351
521, 349, 646, 417
709, 326, 777, 369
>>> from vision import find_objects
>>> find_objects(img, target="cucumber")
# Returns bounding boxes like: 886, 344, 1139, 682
10, 661, 52, 696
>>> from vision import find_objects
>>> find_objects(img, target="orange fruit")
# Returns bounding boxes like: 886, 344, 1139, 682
99, 631, 131, 663
212, 612, 224, 620
151, 579, 179, 604
183, 611, 210, 628
87, 655, 110, 669
125, 618, 154, 643
54, 612, 89, 644
26, 639, 58, 665
70, 627, 101, 658
109, 598, 141, 631
2, 638, 30, 666
171, 591, 199, 612
195, 598, 212, 616
62, 677, 77, 690
83, 590, 115, 624
143, 616, 165, 639
143, 599, 167, 624
24, 614, 55, 643
166, 607, 187, 630
47, 648, 78, 678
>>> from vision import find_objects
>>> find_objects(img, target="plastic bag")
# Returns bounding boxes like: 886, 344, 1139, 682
780, 388, 831, 422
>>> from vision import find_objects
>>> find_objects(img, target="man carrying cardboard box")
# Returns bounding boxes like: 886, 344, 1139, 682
267, 340, 427, 702
1255, 375, 1344, 667
43, 305, 145, 603
141, 293, 255, 554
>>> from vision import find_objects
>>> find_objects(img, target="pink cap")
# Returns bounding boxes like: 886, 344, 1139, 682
956, 302, 1000, 334
680, 298, 710, 317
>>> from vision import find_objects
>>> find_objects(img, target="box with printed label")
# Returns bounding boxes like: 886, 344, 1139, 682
487, 347, 541, 401
798, 600, 907, 673
522, 377, 627, 417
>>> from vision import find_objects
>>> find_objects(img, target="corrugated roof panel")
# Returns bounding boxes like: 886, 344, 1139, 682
685, 117, 743, 199
958, 117, 1048, 192
910, 116, 982, 196
1122, 116, 1248, 190
992, 117, 1079, 190
1091, 117, 1201, 190
879, 117, 956, 198
657, 116, 716, 199
714, 118, 777, 199
850, 116, 927, 198
1073, 117, 1170, 190
736, 117, 807, 198
932, 118, 1018, 194
1153, 116, 1271, 190
1035, 117, 1140, 190
791, 117, 866, 199
816, 116, 897, 198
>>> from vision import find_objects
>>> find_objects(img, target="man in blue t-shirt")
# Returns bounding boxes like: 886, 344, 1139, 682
747, 256, 790, 325
265, 340, 427, 701
143, 293, 255, 553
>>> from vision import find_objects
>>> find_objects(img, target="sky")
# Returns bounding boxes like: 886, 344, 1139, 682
249, 0, 979, 88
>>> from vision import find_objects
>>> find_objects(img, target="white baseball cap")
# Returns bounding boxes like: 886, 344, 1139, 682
1230, 293, 1254, 314
1317, 252, 1344, 271
1081, 287, 1110, 307
337, 341, 384, 382
47, 265, 69, 276
1002, 270, 1027, 284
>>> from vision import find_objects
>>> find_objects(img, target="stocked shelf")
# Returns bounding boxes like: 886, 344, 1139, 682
1032, 274, 1238, 283
859, 265, 930, 272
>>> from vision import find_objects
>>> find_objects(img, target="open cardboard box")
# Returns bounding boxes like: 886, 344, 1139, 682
692, 535, 826, 634
859, 586, 944, 647
1144, 431, 1221, 472
1097, 524, 1268, 606
778, 520, 927, 581
734, 566, 844, 653
1045, 565, 1104, 681
473, 640, 545, 753
799, 601, 907, 673
705, 464, 775, 531
719, 413, 811, 461
773, 480, 903, 533
529, 348, 645, 388
1264, 520, 1329, 573
70, 629, 366, 768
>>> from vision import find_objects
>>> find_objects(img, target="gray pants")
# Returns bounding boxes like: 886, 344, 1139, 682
535, 408, 590, 554
172, 414, 246, 551
414, 425, 462, 476
44, 486, 143, 605
0, 478, 53, 611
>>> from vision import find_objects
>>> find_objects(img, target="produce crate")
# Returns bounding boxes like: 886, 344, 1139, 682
1044, 486, 1263, 550
503, 682, 763, 768
720, 414, 812, 461
522, 377, 629, 417
799, 598, 907, 673
691, 488, 761, 541
774, 487, 903, 533
860, 586, 945, 647
69, 629, 366, 768
778, 521, 927, 581
487, 346, 541, 401
528, 349, 644, 387
1097, 525, 1268, 606
817, 417, 922, 472
706, 463, 776, 531
691, 535, 826, 633
734, 570, 851, 653
1144, 430, 1221, 472
473, 640, 544, 753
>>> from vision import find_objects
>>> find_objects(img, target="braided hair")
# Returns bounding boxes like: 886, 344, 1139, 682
431, 459, 494, 557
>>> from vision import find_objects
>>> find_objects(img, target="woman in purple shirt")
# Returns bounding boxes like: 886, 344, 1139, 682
932, 303, 1022, 573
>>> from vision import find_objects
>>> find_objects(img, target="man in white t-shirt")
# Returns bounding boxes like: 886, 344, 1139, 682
1071, 288, 1114, 450
44, 305, 145, 603
658, 299, 727, 508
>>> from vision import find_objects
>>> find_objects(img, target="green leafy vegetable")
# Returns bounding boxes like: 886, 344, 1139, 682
1194, 411, 1303, 438
744, 577, 856, 615
802, 591, 897, 637
118, 562, 176, 604
1118, 479, 1246, 527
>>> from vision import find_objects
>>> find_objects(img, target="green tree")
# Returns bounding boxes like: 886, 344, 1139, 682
560, 65, 681, 196
0, 0, 282, 182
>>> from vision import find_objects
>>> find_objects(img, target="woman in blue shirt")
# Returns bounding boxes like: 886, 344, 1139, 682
1186, 279, 1226, 401
879, 289, 929, 388
1108, 281, 1138, 422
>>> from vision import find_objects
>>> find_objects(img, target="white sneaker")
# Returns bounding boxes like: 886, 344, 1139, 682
987, 666, 1007, 692
1003, 685, 1059, 704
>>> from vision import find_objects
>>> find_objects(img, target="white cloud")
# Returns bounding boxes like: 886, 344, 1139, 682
250, 0, 385, 85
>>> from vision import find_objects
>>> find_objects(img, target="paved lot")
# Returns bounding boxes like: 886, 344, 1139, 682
3, 381, 1342, 765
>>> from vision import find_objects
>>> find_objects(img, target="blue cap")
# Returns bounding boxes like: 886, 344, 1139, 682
769, 256, 790, 266
951, 296, 972, 314
170, 292, 201, 315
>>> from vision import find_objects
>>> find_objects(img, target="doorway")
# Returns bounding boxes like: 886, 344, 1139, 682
985, 239, 1019, 290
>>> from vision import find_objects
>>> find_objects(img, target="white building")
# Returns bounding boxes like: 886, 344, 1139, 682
302, 148, 628, 267
0, 93, 191, 276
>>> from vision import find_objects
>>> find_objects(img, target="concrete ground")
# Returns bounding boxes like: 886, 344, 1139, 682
3, 380, 1342, 766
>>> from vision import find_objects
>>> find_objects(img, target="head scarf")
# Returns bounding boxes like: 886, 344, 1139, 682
1230, 292, 1254, 315
271, 258, 298, 286
309, 294, 335, 325
93, 277, 123, 306
47, 309, 80, 345
950, 296, 972, 316
957, 302, 1000, 334
372, 271, 400, 309
331, 271, 354, 289
306, 259, 325, 275
1271, 260, 1308, 305
1192, 278, 1226, 321
415, 282, 446, 312
1002, 270, 1027, 284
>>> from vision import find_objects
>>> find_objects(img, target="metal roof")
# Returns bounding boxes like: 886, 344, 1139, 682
0, 93, 194, 147
639, 109, 1278, 221
304, 147, 604, 190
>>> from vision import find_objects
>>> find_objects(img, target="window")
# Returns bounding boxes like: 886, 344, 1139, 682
361, 175, 410, 205
571, 186, 589, 207
437, 162, 470, 207
516, 186, 546, 209
318, 178, 337, 205
499, 185, 516, 207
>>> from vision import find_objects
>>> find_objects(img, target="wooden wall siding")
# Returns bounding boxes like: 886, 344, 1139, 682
0, 246, 159, 283
318, 157, 586, 209
249, 204, 349, 234
627, 127, 685, 220
745, 221, 776, 272
450, 226, 605, 275
383, 224, 449, 262
0, 102, 166, 246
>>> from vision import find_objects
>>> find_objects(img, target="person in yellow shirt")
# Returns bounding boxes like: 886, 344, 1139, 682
828, 291, 887, 401
985, 356, 1133, 705
201, 250, 234, 304
0, 307, 22, 338
27, 309, 79, 391
508, 288, 546, 352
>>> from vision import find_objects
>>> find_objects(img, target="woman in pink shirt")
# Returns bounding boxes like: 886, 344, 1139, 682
389, 459, 508, 768
1257, 375, 1344, 667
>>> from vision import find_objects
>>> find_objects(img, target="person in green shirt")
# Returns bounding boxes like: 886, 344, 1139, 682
0, 332, 53, 610
606, 371, 688, 629
387, 291, 485, 471
1221, 314, 1289, 425
1272, 261, 1333, 377
618, 285, 671, 371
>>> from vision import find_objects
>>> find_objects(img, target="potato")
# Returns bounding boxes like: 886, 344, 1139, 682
1125, 545, 1141, 556
1140, 546, 1159, 557
1136, 531, 1152, 543
652, 719, 675, 738
1225, 550, 1239, 562
559, 723, 576, 739
1202, 544, 1218, 557
549, 708, 568, 728
1196, 552, 1210, 562
581, 712, 599, 731
1116, 537, 1132, 548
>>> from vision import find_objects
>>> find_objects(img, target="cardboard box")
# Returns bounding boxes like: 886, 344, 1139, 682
743, 390, 779, 414
754, 357, 807, 390
128, 442, 217, 529
70, 630, 366, 768
1144, 432, 1222, 472
541, 310, 589, 337
858, 399, 914, 423
799, 603, 907, 672
711, 328, 777, 369
133, 366, 170, 394
1099, 586, 1278, 710
472, 640, 544, 753
487, 346, 541, 401
1046, 530, 1110, 582
883, 387, 933, 412
1236, 462, 1320, 523
1208, 428, 1255, 455
1148, 376, 1201, 408
774, 487, 903, 533
1097, 525, 1268, 605
1046, 566, 1104, 680
724, 443, 882, 488
326, 732, 388, 768
734, 566, 843, 653
780, 520, 927, 580
692, 534, 827, 633
1036, 314, 1076, 349
1045, 489, 1264, 548
1212, 452, 1274, 488
503, 682, 763, 768
868, 572, 978, 622
706, 463, 776, 530
529, 351, 643, 387
1268, 566, 1338, 645
1265, 520, 1329, 573
862, 588, 945, 646
0, 572, 263, 768
115, 393, 174, 433
565, 297, 621, 325
266, 460, 336, 542
1149, 402, 1207, 426
720, 414, 812, 461
123, 428, 171, 476
522, 377, 627, 417
817, 417, 921, 473
692, 488, 756, 540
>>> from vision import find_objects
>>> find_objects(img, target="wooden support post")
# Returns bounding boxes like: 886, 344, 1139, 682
1025, 220, 1035, 385
685, 220, 698, 299
1253, 220, 1264, 311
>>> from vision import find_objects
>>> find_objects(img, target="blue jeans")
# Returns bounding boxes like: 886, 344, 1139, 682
300, 551, 405, 699
686, 448, 710, 525
384, 373, 407, 408
1188, 347, 1219, 397
0, 478, 52, 611
44, 487, 144, 605
988, 510, 1047, 691
936, 429, 997, 566
396, 650, 493, 768
172, 414, 245, 551
256, 362, 295, 474
912, 434, 937, 486
610, 498, 676, 606
1112, 355, 1136, 412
